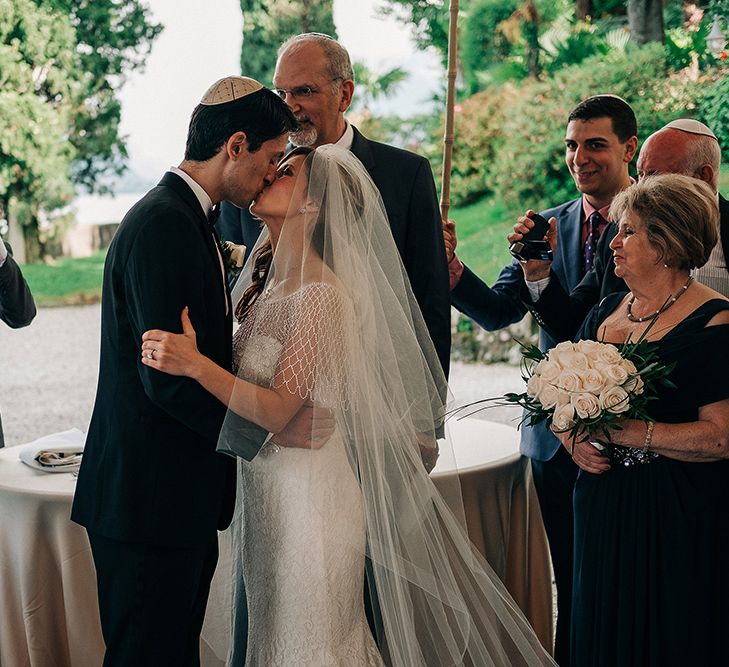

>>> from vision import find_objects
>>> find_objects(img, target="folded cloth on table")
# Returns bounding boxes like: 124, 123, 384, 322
18, 428, 86, 473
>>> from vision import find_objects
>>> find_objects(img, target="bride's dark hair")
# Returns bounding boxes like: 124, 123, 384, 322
235, 146, 314, 322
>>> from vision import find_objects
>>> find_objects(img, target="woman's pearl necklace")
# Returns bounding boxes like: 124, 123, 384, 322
626, 276, 694, 323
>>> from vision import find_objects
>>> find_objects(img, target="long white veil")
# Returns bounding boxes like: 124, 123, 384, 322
216, 145, 555, 666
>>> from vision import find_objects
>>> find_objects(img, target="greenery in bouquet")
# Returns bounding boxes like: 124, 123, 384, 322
454, 325, 676, 452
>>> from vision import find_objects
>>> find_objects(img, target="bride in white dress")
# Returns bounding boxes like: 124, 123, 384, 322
142, 145, 555, 667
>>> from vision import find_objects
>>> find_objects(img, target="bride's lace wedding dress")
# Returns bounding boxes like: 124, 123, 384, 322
230, 282, 383, 667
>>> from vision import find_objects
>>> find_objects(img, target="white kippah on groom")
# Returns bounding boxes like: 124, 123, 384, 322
200, 76, 264, 106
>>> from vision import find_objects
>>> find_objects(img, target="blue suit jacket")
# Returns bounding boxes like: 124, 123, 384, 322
452, 198, 585, 460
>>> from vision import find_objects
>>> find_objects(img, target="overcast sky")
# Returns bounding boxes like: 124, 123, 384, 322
118, 0, 442, 180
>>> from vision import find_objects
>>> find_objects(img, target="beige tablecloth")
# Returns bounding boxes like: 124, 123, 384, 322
434, 417, 554, 654
0, 445, 104, 667
0, 420, 552, 665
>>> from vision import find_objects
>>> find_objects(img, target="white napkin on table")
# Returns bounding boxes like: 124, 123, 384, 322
18, 428, 86, 473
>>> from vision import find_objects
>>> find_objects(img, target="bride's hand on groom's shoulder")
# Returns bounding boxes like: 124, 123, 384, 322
141, 307, 203, 378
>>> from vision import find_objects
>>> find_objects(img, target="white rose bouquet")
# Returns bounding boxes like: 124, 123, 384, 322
454, 334, 675, 451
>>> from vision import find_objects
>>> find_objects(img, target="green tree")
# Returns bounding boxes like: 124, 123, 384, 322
0, 0, 77, 261
350, 61, 408, 111
627, 0, 664, 44
240, 0, 336, 86
36, 0, 162, 191
0, 0, 160, 261
378, 0, 451, 61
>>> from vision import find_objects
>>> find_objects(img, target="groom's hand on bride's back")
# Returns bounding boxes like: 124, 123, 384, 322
270, 402, 335, 450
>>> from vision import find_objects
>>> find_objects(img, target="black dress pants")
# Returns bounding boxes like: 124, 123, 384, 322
88, 531, 219, 667
531, 447, 578, 667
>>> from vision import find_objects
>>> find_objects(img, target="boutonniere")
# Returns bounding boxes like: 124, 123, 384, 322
219, 239, 246, 285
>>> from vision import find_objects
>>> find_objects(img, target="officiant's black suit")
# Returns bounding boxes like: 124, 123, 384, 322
217, 125, 452, 377
72, 172, 265, 666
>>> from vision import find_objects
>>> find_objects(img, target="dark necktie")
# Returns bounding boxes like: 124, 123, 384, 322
208, 204, 221, 227
584, 211, 603, 272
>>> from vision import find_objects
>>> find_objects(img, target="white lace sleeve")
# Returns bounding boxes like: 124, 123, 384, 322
271, 282, 351, 407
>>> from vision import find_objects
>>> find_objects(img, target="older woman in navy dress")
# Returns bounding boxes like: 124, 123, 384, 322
553, 174, 729, 666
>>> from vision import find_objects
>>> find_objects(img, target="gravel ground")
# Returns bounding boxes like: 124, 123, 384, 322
0, 304, 524, 447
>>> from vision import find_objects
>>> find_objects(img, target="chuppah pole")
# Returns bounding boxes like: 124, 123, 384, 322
440, 0, 459, 223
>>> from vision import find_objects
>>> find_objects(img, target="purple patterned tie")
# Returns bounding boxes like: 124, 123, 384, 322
584, 211, 603, 272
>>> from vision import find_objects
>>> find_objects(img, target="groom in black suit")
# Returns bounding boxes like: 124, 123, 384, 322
217, 32, 451, 377
0, 236, 36, 447
71, 77, 299, 666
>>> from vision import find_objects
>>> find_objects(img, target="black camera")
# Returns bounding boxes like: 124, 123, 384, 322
509, 213, 553, 263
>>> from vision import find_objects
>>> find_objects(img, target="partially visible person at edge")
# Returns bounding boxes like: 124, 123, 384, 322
0, 235, 36, 447
510, 119, 728, 343
216, 32, 451, 378
555, 174, 729, 666
443, 95, 638, 667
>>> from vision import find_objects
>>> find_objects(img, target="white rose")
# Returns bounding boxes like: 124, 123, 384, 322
547, 343, 577, 368
575, 339, 603, 356
526, 374, 543, 398
555, 369, 584, 393
595, 343, 623, 365
571, 392, 602, 419
565, 351, 590, 371
623, 374, 645, 395
599, 386, 631, 414
536, 382, 562, 410
579, 368, 608, 394
604, 364, 629, 385
552, 403, 576, 431
224, 241, 247, 268
537, 359, 562, 382
620, 358, 638, 376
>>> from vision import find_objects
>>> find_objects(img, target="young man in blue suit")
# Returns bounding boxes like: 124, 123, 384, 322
446, 95, 638, 666
217, 33, 451, 378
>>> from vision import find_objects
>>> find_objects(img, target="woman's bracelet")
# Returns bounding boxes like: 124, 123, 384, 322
642, 420, 655, 453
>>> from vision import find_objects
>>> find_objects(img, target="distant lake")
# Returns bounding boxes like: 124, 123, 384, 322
73, 193, 147, 226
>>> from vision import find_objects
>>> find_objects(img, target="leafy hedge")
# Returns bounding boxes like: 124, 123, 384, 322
698, 75, 729, 159
442, 44, 702, 210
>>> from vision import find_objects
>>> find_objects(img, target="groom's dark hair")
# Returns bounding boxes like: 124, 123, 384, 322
185, 87, 297, 161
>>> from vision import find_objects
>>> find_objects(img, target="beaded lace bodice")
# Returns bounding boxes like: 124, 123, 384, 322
228, 282, 383, 667
232, 281, 350, 409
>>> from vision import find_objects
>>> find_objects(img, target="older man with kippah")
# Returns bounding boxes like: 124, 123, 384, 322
518, 119, 728, 343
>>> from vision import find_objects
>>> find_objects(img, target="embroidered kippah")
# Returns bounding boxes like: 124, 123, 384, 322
200, 76, 264, 105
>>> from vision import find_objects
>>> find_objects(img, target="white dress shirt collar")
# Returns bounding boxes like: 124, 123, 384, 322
169, 166, 214, 219
334, 121, 354, 151
0, 237, 7, 267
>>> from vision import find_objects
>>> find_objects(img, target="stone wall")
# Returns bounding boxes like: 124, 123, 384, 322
62, 223, 119, 257
451, 309, 538, 365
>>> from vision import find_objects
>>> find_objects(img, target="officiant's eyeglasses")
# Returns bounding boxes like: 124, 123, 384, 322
275, 78, 344, 101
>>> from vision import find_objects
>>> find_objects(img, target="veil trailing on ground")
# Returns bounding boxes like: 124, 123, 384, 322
216, 145, 555, 666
